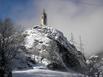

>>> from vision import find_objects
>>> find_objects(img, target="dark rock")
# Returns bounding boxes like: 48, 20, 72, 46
27, 57, 36, 64
55, 40, 83, 72
47, 63, 65, 71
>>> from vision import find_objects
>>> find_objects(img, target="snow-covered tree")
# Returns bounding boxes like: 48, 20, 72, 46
0, 18, 24, 77
87, 55, 103, 77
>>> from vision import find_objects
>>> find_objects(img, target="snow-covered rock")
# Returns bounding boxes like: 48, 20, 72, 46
24, 26, 76, 53
34, 55, 50, 65
23, 26, 87, 73
86, 55, 103, 76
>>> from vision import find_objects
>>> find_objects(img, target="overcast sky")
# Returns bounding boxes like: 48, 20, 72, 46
0, 0, 103, 57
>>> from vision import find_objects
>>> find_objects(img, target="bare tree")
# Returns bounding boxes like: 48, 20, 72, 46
87, 55, 103, 77
0, 18, 24, 77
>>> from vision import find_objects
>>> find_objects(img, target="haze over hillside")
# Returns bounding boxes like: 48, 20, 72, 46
0, 0, 103, 56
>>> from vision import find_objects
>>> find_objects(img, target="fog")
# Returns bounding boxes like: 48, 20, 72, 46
10, 0, 103, 57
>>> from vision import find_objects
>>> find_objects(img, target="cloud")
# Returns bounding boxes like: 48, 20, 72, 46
10, 0, 103, 57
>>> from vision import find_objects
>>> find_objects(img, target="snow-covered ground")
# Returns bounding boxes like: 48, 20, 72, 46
13, 69, 84, 77
13, 65, 84, 77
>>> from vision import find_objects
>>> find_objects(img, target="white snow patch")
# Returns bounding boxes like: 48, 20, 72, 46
34, 55, 50, 65
13, 68, 84, 77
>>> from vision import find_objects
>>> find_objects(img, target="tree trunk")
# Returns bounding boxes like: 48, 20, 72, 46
8, 71, 12, 77
0, 69, 5, 77
97, 72, 100, 77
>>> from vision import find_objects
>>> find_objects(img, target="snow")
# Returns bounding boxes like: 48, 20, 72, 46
34, 55, 50, 65
13, 68, 84, 77
89, 55, 99, 59
24, 28, 50, 49
22, 26, 87, 69
23, 26, 72, 51
23, 26, 79, 55
13, 64, 84, 77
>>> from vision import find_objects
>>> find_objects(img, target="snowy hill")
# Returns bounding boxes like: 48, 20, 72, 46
22, 26, 87, 73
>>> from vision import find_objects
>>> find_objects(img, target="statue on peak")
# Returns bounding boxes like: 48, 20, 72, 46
40, 9, 47, 26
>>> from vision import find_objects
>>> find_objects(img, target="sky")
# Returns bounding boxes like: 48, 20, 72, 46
0, 0, 103, 57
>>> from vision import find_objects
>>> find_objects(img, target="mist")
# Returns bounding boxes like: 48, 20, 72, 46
8, 0, 103, 57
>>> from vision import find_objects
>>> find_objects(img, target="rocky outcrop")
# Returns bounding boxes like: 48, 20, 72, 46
23, 26, 87, 72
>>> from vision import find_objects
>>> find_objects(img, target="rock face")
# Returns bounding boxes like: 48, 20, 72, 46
23, 26, 87, 72
13, 48, 36, 70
